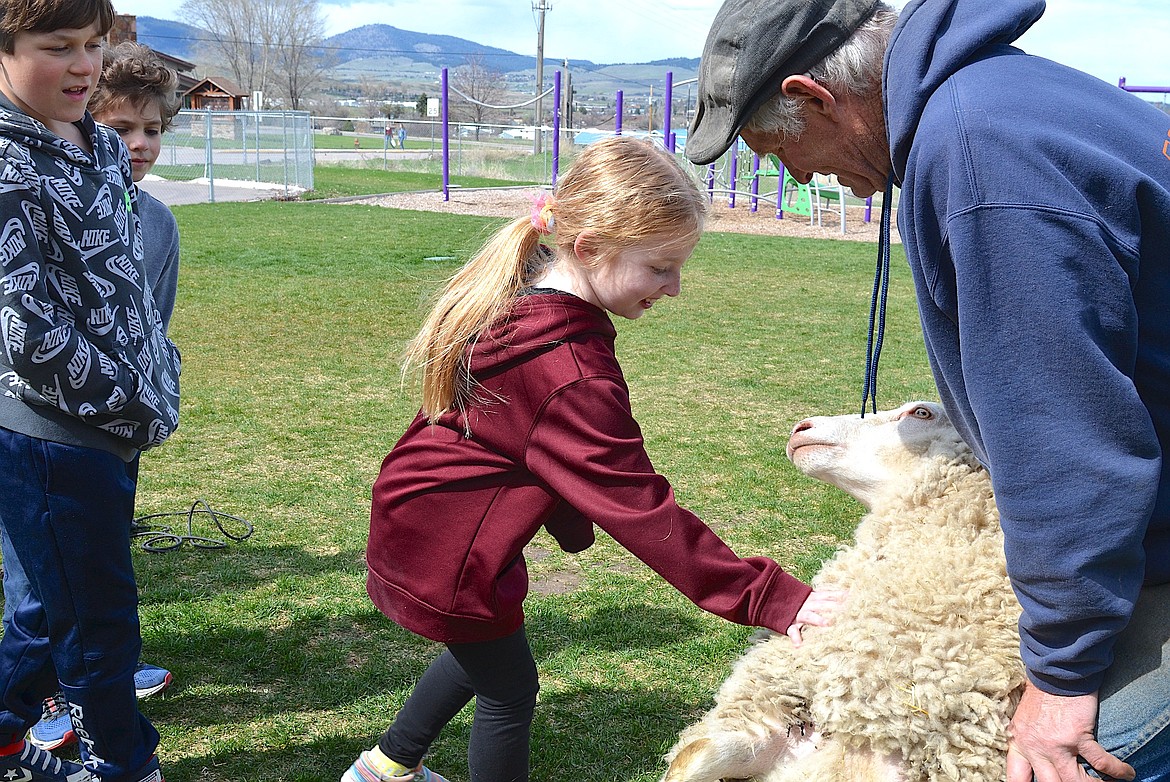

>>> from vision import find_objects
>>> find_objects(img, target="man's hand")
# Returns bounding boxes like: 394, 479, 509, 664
1006, 682, 1134, 782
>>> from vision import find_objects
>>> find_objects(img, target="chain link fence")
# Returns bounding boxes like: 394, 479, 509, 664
311, 115, 561, 184
146, 110, 314, 204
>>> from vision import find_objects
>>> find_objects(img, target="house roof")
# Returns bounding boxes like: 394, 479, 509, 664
156, 51, 197, 74
184, 76, 248, 98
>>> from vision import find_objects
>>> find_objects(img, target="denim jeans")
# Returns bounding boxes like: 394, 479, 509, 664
1, 525, 29, 628
1096, 583, 1170, 782
2, 456, 139, 627
0, 428, 157, 781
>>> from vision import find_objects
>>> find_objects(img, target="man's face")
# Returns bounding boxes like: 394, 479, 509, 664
739, 88, 890, 198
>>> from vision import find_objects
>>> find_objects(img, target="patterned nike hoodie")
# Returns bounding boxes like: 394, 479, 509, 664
0, 96, 180, 460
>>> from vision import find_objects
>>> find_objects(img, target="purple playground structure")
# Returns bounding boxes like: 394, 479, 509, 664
435, 67, 1170, 232
434, 67, 871, 233
435, 69, 1169, 193
1118, 77, 1170, 96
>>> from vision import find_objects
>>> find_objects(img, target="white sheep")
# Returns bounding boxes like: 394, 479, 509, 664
663, 401, 1025, 782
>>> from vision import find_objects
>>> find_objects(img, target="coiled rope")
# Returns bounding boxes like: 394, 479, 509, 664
131, 499, 254, 553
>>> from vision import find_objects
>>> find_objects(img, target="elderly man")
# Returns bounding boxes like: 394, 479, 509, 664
687, 1, 1170, 781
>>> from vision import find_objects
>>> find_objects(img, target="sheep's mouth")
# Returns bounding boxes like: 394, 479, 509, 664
786, 439, 835, 462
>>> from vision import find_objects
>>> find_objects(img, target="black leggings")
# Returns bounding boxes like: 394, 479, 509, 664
379, 626, 539, 782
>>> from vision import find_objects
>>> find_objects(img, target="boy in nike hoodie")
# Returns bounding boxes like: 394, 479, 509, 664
0, 1, 181, 781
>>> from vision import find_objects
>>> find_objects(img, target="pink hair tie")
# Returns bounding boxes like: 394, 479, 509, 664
530, 192, 556, 235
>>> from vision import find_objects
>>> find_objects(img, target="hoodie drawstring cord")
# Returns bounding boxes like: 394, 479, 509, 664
861, 171, 896, 417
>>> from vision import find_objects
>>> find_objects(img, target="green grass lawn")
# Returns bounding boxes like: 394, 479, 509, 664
18, 201, 934, 781
304, 167, 529, 200
313, 133, 435, 151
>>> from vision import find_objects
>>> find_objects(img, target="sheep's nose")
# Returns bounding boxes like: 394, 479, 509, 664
791, 419, 814, 436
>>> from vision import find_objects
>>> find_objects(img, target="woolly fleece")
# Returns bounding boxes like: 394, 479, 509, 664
663, 402, 1025, 782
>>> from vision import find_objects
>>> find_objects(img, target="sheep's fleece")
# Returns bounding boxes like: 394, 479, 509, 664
663, 401, 1025, 782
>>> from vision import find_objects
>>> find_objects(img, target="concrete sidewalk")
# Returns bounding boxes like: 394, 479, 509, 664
138, 177, 293, 207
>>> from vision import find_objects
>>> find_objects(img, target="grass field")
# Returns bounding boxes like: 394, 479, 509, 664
303, 168, 526, 200
20, 197, 935, 781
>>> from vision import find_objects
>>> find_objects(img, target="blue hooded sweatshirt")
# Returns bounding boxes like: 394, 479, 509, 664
884, 0, 1170, 696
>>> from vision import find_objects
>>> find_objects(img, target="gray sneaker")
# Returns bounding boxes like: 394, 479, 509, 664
0, 741, 92, 781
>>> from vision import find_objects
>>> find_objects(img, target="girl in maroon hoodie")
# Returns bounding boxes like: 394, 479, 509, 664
343, 136, 845, 782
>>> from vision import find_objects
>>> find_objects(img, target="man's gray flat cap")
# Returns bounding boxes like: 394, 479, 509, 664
686, 0, 881, 165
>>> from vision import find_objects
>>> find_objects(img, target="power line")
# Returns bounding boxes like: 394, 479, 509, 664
532, 0, 549, 153
139, 31, 694, 73
139, 30, 692, 91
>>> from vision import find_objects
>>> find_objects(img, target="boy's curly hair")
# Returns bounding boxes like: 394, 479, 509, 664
90, 42, 181, 131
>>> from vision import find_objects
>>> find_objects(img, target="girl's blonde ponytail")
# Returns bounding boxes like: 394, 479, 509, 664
403, 217, 542, 421
403, 135, 706, 425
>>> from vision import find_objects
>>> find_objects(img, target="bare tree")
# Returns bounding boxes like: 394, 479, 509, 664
270, 0, 332, 110
451, 55, 506, 140
181, 0, 330, 110
181, 0, 269, 94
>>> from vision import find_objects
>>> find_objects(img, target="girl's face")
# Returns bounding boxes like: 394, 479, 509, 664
0, 23, 104, 136
579, 232, 697, 320
94, 98, 163, 182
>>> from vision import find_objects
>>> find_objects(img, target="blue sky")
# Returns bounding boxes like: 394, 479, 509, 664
114, 0, 1170, 90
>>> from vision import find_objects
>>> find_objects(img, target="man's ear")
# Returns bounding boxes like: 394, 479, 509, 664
780, 75, 839, 120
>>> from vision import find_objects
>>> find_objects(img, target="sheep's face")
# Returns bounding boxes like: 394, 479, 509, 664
786, 401, 954, 510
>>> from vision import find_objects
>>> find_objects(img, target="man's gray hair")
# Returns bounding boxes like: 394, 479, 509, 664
745, 3, 898, 141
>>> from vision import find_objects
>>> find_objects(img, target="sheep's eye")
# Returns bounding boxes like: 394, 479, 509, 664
911, 406, 933, 419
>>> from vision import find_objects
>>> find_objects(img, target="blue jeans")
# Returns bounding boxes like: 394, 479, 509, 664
2, 458, 140, 626
1096, 583, 1170, 781
0, 428, 157, 781
2, 526, 30, 628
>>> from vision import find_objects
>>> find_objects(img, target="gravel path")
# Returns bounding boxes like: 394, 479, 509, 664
339, 187, 901, 244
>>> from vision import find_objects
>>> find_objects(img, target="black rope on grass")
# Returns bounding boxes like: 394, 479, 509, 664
131, 499, 254, 553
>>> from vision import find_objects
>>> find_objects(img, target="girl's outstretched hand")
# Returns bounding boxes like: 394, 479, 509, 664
786, 588, 848, 646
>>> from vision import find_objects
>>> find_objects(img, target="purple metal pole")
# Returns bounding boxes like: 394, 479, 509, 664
750, 154, 760, 213
1118, 77, 1170, 93
615, 90, 623, 136
552, 70, 561, 186
728, 149, 738, 209
776, 161, 785, 220
669, 132, 676, 152
707, 163, 715, 203
441, 67, 449, 201
663, 71, 673, 149
865, 196, 873, 223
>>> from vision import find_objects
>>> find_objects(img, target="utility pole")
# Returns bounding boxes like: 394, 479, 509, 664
648, 84, 653, 133
533, 0, 550, 155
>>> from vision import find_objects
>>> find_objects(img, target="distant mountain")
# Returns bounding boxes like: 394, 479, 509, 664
647, 57, 703, 69
135, 16, 203, 62
130, 16, 699, 79
323, 24, 600, 74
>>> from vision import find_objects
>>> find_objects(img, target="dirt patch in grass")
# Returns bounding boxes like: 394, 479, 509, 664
525, 545, 584, 596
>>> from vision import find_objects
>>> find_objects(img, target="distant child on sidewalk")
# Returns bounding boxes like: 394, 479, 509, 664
341, 135, 845, 782
0, 2, 181, 781
11, 39, 184, 756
